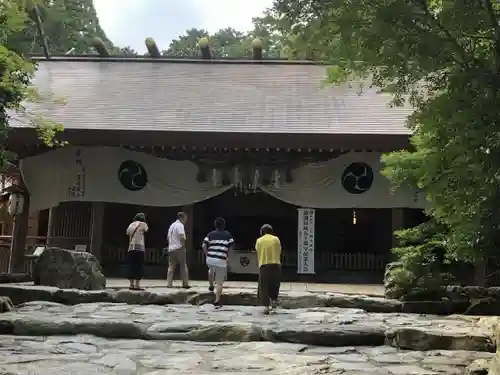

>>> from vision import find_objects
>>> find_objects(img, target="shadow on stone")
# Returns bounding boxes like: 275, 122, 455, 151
386, 327, 495, 352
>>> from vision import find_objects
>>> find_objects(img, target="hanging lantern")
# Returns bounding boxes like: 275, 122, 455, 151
7, 193, 24, 216
233, 166, 241, 187
253, 167, 260, 192
211, 168, 221, 188
272, 169, 281, 188
352, 208, 357, 225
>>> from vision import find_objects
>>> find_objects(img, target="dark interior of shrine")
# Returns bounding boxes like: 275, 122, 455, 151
96, 188, 424, 282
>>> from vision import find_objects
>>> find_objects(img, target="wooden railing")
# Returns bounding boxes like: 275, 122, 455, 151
320, 252, 388, 271
104, 247, 387, 272
194, 249, 387, 271
103, 247, 167, 265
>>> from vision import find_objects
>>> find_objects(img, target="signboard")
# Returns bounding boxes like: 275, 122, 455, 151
297, 208, 315, 274
228, 251, 259, 274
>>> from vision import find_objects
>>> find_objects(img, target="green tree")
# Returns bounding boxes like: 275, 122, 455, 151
268, 0, 500, 264
163, 28, 209, 57
1, 0, 63, 170
162, 20, 288, 58
117, 46, 138, 56
6, 0, 116, 56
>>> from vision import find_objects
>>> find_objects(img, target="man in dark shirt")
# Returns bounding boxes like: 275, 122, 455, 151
202, 217, 234, 308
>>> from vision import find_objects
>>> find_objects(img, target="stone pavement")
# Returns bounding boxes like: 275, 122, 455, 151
0, 282, 496, 374
0, 335, 493, 375
0, 283, 400, 312
0, 301, 493, 352
104, 279, 385, 296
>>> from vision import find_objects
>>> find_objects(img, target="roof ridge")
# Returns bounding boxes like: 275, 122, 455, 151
30, 55, 322, 65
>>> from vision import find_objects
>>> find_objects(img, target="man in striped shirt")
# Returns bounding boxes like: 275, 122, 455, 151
202, 217, 234, 308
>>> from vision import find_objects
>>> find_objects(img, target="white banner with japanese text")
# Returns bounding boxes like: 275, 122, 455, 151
19, 146, 232, 213
297, 208, 315, 274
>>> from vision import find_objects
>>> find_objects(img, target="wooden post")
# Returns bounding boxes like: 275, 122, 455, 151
182, 204, 194, 269
391, 208, 405, 249
9, 193, 30, 274
89, 202, 105, 262
46, 206, 54, 245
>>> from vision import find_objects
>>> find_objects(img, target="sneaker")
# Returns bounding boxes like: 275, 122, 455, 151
263, 306, 270, 315
271, 300, 278, 310
213, 300, 223, 309
182, 285, 191, 289
208, 284, 214, 292
166, 284, 173, 288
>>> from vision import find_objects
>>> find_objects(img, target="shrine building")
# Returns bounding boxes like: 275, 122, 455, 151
4, 40, 424, 282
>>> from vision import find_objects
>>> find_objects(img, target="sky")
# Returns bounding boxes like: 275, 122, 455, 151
93, 0, 273, 53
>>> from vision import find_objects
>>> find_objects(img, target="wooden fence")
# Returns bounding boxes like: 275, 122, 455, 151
105, 247, 388, 272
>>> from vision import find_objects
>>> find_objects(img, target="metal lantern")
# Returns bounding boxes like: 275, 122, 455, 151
272, 169, 281, 189
7, 193, 24, 216
211, 168, 221, 188
252, 167, 260, 192
233, 166, 242, 188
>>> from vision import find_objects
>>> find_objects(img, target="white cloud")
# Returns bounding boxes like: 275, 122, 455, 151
93, 0, 273, 52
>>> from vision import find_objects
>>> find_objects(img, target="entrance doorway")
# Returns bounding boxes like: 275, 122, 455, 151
192, 190, 297, 276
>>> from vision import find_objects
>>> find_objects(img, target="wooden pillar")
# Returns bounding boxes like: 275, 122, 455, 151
391, 208, 405, 248
9, 194, 30, 274
46, 206, 55, 245
182, 204, 194, 268
89, 202, 105, 262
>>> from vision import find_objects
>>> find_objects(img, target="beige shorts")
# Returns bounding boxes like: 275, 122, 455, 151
208, 265, 227, 285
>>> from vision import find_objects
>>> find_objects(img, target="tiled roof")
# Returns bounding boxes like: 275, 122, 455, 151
14, 57, 413, 135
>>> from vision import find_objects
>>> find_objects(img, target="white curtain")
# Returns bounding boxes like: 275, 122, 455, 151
20, 147, 425, 213
261, 152, 425, 209
20, 147, 231, 212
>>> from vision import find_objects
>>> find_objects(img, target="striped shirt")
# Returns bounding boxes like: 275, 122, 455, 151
203, 230, 234, 268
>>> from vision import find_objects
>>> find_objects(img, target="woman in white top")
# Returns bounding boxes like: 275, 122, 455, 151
126, 212, 148, 290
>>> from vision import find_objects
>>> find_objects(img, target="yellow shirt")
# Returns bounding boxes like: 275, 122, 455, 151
255, 234, 281, 267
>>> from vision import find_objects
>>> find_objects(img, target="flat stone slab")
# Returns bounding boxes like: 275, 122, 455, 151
0, 301, 493, 351
0, 335, 493, 374
0, 284, 402, 312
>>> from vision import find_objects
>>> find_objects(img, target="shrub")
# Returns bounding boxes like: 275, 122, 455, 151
384, 220, 454, 301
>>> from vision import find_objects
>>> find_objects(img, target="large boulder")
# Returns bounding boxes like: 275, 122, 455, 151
33, 247, 106, 290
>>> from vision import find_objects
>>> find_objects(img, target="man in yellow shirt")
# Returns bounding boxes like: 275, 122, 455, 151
255, 224, 281, 315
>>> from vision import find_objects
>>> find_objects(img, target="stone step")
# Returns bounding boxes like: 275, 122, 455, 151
0, 284, 403, 312
0, 301, 494, 352
0, 335, 493, 375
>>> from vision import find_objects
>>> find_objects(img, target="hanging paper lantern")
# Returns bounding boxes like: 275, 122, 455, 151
233, 166, 241, 184
272, 169, 281, 188
253, 167, 260, 191
7, 193, 24, 216
211, 168, 221, 188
